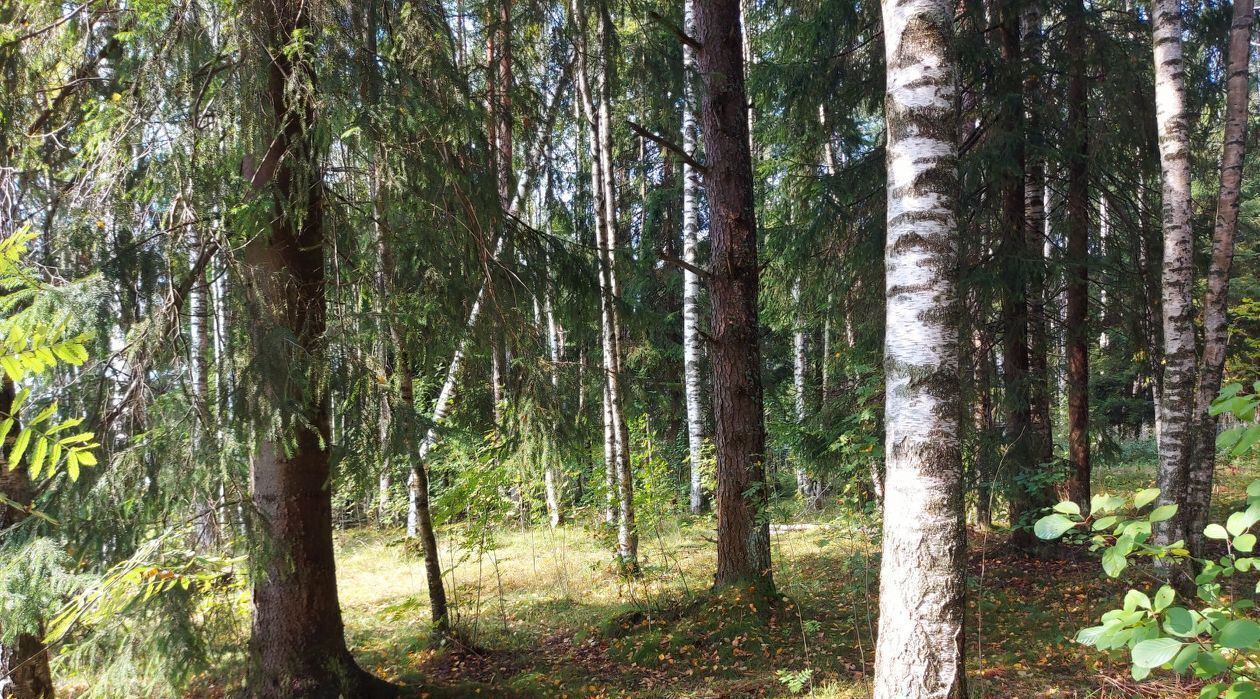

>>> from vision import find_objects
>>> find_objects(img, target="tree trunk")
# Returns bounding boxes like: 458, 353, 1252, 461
1062, 0, 1091, 512
243, 3, 390, 694
791, 277, 821, 508
573, 0, 636, 568
873, 0, 967, 695
0, 380, 55, 699
693, 0, 772, 591
1023, 3, 1053, 476
1185, 0, 1253, 557
1150, 0, 1198, 558
682, 0, 708, 515
995, 0, 1040, 550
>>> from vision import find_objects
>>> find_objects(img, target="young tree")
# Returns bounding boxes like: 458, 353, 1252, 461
692, 0, 772, 591
873, 0, 967, 694
242, 2, 390, 694
1150, 0, 1198, 557
1184, 0, 1253, 556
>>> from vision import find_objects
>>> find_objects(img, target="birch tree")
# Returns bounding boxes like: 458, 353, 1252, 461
1184, 0, 1253, 556
682, 0, 709, 516
873, 0, 967, 694
1150, 0, 1198, 558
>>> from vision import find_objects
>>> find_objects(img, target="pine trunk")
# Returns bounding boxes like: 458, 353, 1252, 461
244, 3, 389, 694
1062, 0, 1091, 511
0, 380, 54, 699
873, 0, 967, 694
693, 0, 772, 591
1150, 0, 1198, 557
1185, 0, 1253, 557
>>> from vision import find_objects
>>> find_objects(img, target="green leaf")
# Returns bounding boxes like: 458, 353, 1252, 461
1215, 619, 1260, 649
1198, 651, 1229, 675
1200, 683, 1224, 699
1236, 533, 1257, 553
1171, 642, 1199, 673
1102, 547, 1129, 577
1149, 504, 1178, 523
1092, 515, 1119, 531
1034, 513, 1078, 540
1054, 501, 1081, 516
1135, 488, 1161, 509
1232, 426, 1260, 456
1228, 511, 1252, 537
9, 428, 31, 467
1247, 480, 1260, 498
1153, 585, 1175, 612
1125, 589, 1152, 611
1163, 607, 1196, 636
1205, 524, 1230, 540
1132, 637, 1183, 668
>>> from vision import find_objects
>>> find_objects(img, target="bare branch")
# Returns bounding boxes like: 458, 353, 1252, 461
626, 120, 706, 174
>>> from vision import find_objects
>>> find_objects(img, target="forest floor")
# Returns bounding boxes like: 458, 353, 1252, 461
328, 450, 1259, 698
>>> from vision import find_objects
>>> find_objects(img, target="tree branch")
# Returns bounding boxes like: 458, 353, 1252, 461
658, 250, 710, 280
646, 10, 702, 51
626, 120, 706, 174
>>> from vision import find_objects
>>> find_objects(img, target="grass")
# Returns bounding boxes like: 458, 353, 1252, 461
54, 443, 1259, 697
325, 450, 1259, 697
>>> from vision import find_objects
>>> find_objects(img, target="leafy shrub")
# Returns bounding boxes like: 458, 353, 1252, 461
1036, 384, 1260, 698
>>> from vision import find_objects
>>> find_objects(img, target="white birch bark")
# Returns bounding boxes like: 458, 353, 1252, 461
1151, 0, 1199, 552
682, 0, 708, 515
874, 0, 966, 694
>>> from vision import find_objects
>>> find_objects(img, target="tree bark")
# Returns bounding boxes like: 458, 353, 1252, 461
995, 0, 1041, 550
692, 0, 772, 591
0, 380, 54, 699
873, 0, 967, 695
682, 0, 708, 516
1185, 0, 1253, 557
573, 0, 637, 569
243, 2, 391, 694
1150, 0, 1198, 558
1023, 2, 1053, 477
1062, 0, 1091, 512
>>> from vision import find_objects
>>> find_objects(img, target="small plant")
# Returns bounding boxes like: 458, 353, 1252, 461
775, 667, 814, 694
1036, 383, 1260, 698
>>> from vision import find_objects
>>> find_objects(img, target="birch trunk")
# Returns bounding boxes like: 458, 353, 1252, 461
1151, 0, 1199, 556
873, 0, 966, 694
1185, 0, 1253, 557
596, 3, 637, 570
693, 0, 772, 591
682, 0, 708, 515
402, 77, 567, 536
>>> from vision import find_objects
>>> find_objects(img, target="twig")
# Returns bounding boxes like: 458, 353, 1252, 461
646, 10, 702, 51
626, 120, 707, 173
657, 250, 710, 280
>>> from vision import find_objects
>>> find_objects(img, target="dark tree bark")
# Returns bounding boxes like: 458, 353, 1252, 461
0, 380, 55, 699
692, 0, 772, 591
243, 2, 392, 696
1185, 0, 1253, 557
995, 0, 1043, 549
1062, 0, 1091, 511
